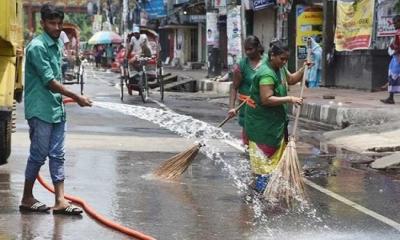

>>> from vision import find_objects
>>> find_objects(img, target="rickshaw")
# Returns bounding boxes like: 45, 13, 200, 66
119, 27, 164, 103
61, 23, 85, 95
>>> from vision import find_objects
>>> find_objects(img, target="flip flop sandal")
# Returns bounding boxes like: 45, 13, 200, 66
53, 205, 83, 216
19, 202, 50, 213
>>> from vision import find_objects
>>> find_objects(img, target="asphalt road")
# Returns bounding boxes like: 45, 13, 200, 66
1, 65, 400, 240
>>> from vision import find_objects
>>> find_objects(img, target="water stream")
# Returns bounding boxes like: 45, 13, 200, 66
95, 101, 328, 238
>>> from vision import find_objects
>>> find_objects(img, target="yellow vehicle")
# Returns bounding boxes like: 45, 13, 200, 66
0, 0, 24, 164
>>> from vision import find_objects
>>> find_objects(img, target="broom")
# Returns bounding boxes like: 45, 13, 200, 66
263, 44, 312, 207
153, 100, 247, 180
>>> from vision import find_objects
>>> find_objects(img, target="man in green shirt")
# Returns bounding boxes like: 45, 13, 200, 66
20, 4, 92, 215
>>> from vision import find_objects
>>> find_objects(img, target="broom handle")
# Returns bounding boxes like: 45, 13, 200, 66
218, 100, 247, 128
291, 44, 311, 138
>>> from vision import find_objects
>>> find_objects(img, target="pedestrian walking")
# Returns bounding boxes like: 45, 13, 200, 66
20, 4, 92, 215
381, 15, 400, 104
228, 36, 267, 145
307, 37, 322, 88
244, 40, 306, 193
94, 45, 103, 68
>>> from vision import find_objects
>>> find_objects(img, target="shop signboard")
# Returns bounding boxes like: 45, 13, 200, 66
142, 0, 166, 19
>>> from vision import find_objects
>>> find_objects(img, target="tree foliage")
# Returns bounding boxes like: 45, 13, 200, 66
64, 13, 93, 42
396, 0, 400, 14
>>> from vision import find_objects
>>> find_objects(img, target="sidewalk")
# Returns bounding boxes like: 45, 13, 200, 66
164, 67, 400, 168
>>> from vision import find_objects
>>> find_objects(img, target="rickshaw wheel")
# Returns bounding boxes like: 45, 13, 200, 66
79, 65, 85, 95
120, 76, 124, 101
158, 65, 164, 102
139, 72, 148, 103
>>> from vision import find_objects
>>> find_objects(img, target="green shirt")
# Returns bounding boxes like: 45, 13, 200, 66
237, 55, 267, 126
237, 55, 268, 96
244, 62, 288, 147
24, 32, 65, 123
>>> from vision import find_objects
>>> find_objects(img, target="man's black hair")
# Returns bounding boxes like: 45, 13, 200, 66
41, 3, 64, 21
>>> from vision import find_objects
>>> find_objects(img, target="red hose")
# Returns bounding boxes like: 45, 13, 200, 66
37, 175, 156, 240
63, 97, 75, 104
38, 98, 156, 239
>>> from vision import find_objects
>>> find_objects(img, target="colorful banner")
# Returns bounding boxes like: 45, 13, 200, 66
227, 6, 242, 66
296, 5, 323, 60
376, 0, 397, 37
335, 0, 375, 51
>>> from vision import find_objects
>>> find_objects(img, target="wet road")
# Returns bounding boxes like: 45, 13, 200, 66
1, 66, 400, 239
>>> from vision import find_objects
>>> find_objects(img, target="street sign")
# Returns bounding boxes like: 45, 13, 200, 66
251, 0, 275, 11
189, 15, 206, 23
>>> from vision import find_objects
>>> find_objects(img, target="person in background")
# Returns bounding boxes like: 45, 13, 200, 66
244, 40, 307, 194
228, 36, 267, 146
20, 3, 92, 215
94, 44, 103, 68
60, 31, 69, 80
307, 37, 322, 88
106, 43, 114, 67
129, 25, 152, 61
381, 15, 400, 104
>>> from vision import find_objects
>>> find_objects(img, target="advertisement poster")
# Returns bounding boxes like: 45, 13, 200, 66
227, 6, 242, 66
377, 0, 397, 37
334, 0, 375, 51
206, 12, 219, 47
296, 5, 323, 60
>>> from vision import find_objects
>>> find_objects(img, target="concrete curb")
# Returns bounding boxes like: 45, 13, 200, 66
195, 79, 400, 128
289, 101, 400, 128
197, 79, 231, 95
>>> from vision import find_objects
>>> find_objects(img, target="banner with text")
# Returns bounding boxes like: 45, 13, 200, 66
227, 6, 242, 66
334, 0, 375, 51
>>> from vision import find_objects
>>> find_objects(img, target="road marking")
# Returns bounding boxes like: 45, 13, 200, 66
149, 99, 400, 232
304, 179, 400, 231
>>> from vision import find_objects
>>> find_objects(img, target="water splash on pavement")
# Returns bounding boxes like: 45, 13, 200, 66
95, 101, 326, 235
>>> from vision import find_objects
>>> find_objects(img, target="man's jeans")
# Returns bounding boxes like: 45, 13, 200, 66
25, 117, 66, 184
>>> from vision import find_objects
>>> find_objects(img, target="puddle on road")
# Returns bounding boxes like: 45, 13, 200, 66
95, 101, 329, 237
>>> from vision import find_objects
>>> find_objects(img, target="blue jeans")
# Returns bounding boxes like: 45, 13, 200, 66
25, 117, 66, 184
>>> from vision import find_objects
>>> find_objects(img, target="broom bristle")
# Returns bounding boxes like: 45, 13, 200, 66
153, 144, 201, 180
264, 139, 306, 208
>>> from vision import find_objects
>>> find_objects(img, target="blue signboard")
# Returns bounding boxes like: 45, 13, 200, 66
142, 0, 166, 19
252, 0, 275, 11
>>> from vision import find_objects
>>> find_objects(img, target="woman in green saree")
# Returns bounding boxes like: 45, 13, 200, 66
228, 36, 267, 145
245, 40, 307, 193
